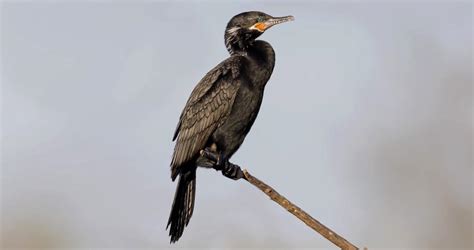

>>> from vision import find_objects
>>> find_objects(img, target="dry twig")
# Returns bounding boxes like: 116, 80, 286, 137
242, 169, 359, 250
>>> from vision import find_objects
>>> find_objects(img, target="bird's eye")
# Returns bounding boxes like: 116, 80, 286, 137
257, 17, 264, 23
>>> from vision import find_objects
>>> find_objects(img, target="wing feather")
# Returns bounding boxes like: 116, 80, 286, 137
170, 56, 246, 178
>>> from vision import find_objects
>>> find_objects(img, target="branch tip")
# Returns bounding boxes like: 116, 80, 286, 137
239, 167, 359, 250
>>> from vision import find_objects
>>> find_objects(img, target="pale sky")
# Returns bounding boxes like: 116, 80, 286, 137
1, 1, 472, 249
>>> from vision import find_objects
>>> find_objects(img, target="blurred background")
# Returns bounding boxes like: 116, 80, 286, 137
1, 1, 472, 249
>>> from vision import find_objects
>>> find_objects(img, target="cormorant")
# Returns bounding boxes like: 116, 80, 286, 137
167, 11, 294, 243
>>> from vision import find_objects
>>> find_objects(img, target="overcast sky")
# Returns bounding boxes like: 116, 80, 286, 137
1, 1, 472, 249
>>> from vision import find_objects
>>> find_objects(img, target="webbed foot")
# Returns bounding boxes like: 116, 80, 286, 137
221, 162, 244, 180
199, 149, 243, 180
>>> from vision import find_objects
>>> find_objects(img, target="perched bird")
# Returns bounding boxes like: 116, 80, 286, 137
167, 11, 294, 243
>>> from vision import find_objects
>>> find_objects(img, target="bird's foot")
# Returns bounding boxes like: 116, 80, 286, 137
200, 148, 222, 170
221, 161, 244, 180
196, 148, 217, 169
199, 149, 243, 180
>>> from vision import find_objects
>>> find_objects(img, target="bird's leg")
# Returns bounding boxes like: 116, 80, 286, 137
195, 153, 216, 169
199, 149, 244, 180
199, 148, 222, 170
197, 144, 219, 169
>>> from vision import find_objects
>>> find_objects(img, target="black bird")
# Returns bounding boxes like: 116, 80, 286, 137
167, 11, 294, 243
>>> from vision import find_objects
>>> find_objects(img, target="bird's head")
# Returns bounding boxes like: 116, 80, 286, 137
224, 11, 294, 55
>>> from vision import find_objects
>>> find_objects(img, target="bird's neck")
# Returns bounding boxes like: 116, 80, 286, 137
225, 35, 276, 87
225, 27, 249, 56
246, 40, 275, 66
245, 40, 276, 89
226, 41, 250, 56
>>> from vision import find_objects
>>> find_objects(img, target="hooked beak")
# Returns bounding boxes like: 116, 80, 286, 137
264, 15, 295, 30
250, 15, 295, 32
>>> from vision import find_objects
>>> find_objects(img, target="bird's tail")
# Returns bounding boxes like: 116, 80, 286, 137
167, 169, 196, 243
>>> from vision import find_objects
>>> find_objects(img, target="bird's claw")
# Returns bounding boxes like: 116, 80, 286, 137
200, 149, 222, 170
200, 149, 219, 162
222, 162, 244, 180
200, 148, 243, 180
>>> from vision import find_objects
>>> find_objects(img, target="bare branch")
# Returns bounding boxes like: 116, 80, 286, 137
242, 169, 359, 250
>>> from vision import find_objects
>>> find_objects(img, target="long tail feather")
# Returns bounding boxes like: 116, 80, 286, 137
167, 169, 196, 243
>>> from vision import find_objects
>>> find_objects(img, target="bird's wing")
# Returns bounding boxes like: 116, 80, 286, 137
171, 56, 245, 178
